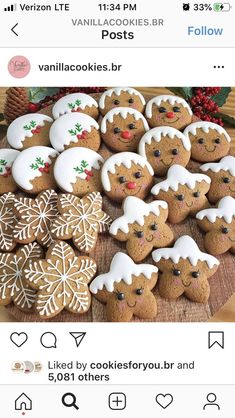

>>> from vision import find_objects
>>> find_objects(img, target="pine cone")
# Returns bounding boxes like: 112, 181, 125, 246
4, 87, 29, 124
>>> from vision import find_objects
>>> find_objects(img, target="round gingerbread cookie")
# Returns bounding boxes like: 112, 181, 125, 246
0, 149, 20, 194
7, 113, 53, 150
101, 107, 149, 152
52, 93, 99, 120
54, 147, 104, 197
99, 87, 146, 116
101, 152, 154, 202
184, 121, 231, 162
49, 113, 100, 152
12, 146, 58, 195
145, 95, 193, 130
138, 126, 191, 176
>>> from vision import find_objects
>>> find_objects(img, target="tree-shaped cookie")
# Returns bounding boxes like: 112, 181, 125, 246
90, 252, 158, 322
51, 192, 112, 252
0, 192, 18, 252
24, 241, 97, 319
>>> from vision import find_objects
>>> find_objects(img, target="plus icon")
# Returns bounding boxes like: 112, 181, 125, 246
108, 393, 126, 410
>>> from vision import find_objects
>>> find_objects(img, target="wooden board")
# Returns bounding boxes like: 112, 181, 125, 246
1, 88, 235, 322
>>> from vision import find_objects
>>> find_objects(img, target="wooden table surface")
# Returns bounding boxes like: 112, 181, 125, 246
0, 87, 235, 322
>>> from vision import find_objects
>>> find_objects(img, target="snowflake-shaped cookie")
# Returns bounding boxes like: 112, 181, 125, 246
0, 243, 43, 312
24, 241, 97, 319
13, 189, 59, 247
51, 192, 112, 252
0, 192, 17, 252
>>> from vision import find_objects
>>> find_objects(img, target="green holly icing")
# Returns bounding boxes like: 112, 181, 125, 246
30, 157, 45, 170
68, 123, 83, 136
73, 160, 89, 174
68, 99, 82, 111
23, 121, 41, 135
0, 159, 7, 173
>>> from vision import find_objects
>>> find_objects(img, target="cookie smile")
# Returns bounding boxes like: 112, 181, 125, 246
123, 186, 141, 196
185, 201, 193, 208
182, 280, 192, 287
146, 235, 154, 242
127, 301, 137, 308
205, 145, 216, 152
160, 158, 174, 166
118, 135, 135, 144
229, 186, 235, 192
163, 117, 180, 124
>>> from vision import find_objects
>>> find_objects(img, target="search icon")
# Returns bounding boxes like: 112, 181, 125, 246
61, 392, 79, 410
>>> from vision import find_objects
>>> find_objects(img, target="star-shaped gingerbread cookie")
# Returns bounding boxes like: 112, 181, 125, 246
0, 192, 17, 252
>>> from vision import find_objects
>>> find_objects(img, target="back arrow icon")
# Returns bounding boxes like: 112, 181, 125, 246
11, 23, 18, 36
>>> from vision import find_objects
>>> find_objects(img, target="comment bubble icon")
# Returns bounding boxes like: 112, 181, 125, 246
40, 332, 57, 349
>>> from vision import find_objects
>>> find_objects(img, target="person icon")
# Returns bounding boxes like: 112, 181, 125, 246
203, 393, 220, 410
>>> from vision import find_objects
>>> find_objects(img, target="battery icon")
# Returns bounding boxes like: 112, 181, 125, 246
213, 2, 232, 11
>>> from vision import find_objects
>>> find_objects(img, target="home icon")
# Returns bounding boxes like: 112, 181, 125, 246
15, 393, 32, 411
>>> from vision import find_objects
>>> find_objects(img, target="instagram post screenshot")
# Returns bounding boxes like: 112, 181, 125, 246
0, 0, 235, 416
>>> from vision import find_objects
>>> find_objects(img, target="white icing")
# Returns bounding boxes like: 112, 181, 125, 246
49, 113, 99, 152
0, 149, 20, 175
138, 126, 191, 158
146, 95, 193, 118
196, 196, 235, 224
151, 164, 211, 195
7, 113, 53, 149
101, 107, 149, 134
89, 252, 158, 294
184, 121, 231, 143
52, 93, 98, 119
99, 87, 146, 109
152, 235, 219, 268
110, 196, 168, 234
54, 147, 104, 192
200, 156, 235, 176
12, 146, 58, 190
101, 152, 154, 192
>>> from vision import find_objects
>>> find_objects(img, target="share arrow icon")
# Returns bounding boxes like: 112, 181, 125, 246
69, 332, 86, 347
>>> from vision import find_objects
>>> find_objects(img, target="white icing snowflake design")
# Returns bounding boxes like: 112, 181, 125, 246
0, 192, 17, 251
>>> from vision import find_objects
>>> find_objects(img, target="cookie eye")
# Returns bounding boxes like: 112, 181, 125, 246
176, 194, 185, 201
191, 271, 200, 278
223, 177, 230, 183
151, 223, 158, 231
214, 138, 221, 144
128, 123, 136, 129
117, 292, 125, 301
193, 191, 200, 198
198, 138, 204, 144
158, 107, 167, 113
154, 149, 161, 157
114, 127, 121, 134
119, 176, 126, 184
136, 288, 143, 295
173, 106, 181, 112
128, 98, 134, 104
134, 230, 144, 238
172, 148, 179, 155
221, 227, 229, 234
173, 268, 181, 276
134, 171, 142, 179
113, 99, 120, 105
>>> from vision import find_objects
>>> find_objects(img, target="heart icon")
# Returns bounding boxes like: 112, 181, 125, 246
156, 393, 173, 409
10, 332, 28, 348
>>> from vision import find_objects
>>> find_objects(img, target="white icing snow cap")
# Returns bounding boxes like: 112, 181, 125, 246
101, 107, 149, 134
151, 164, 211, 196
12, 146, 58, 191
90, 252, 158, 294
52, 93, 98, 119
200, 156, 235, 176
101, 152, 154, 192
54, 147, 104, 193
110, 197, 168, 235
196, 196, 235, 224
138, 126, 191, 158
99, 87, 146, 109
49, 112, 99, 152
152, 235, 219, 269
184, 121, 231, 143
0, 149, 20, 175
7, 113, 53, 150
146, 95, 193, 119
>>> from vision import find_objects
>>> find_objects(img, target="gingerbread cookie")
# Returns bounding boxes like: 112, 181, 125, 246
7, 114, 53, 150
110, 197, 174, 262
184, 121, 231, 162
0, 243, 43, 312
196, 196, 235, 255
101, 107, 149, 152
49, 113, 100, 152
54, 147, 103, 196
138, 126, 191, 176
90, 252, 158, 322
99, 87, 145, 116
51, 192, 112, 252
152, 235, 219, 303
0, 192, 17, 252
200, 156, 235, 203
24, 241, 97, 319
52, 92, 99, 120
151, 165, 211, 224
145, 95, 193, 130
101, 152, 154, 202
0, 149, 20, 194
12, 146, 58, 195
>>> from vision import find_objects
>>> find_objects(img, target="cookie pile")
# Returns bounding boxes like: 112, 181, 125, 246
0, 88, 234, 322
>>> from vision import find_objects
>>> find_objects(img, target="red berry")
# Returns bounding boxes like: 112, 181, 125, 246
77, 134, 82, 139
44, 162, 50, 168
28, 103, 39, 112
39, 167, 44, 173
76, 107, 81, 112
44, 167, 49, 173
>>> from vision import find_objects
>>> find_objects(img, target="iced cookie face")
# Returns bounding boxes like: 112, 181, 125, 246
152, 235, 219, 303
151, 165, 211, 224
138, 127, 191, 176
99, 87, 146, 116
12, 146, 58, 195
145, 95, 193, 130
49, 113, 100, 152
196, 196, 235, 255
101, 107, 149, 152
7, 114, 53, 150
101, 152, 154, 202
54, 147, 104, 197
0, 149, 20, 195
52, 93, 99, 120
184, 122, 231, 162
90, 252, 158, 322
